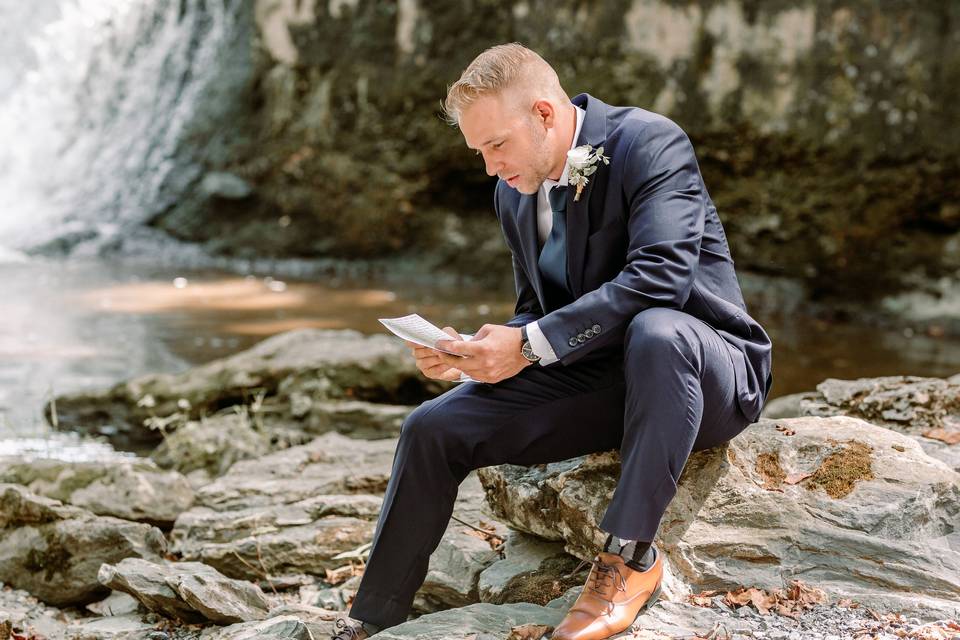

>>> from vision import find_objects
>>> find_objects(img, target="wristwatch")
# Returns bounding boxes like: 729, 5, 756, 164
520, 325, 541, 363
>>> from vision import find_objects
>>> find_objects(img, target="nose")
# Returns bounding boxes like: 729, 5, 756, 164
482, 152, 501, 177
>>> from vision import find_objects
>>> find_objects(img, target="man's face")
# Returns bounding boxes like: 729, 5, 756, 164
459, 94, 554, 195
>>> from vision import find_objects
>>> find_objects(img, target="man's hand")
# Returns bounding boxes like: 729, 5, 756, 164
405, 327, 465, 382
435, 324, 532, 384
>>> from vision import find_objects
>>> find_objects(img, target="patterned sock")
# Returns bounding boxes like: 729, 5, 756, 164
360, 621, 381, 636
602, 532, 615, 553
616, 538, 655, 572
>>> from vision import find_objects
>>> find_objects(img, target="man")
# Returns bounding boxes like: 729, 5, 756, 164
331, 43, 772, 640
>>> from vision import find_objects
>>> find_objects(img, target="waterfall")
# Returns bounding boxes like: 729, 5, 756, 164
0, 0, 251, 253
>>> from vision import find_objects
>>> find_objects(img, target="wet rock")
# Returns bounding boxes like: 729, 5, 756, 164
47, 329, 432, 450
798, 375, 960, 470
479, 417, 960, 618
98, 557, 270, 624
0, 484, 167, 607
0, 457, 193, 527
477, 531, 584, 606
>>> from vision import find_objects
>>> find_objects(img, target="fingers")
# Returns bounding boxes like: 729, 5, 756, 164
441, 326, 461, 339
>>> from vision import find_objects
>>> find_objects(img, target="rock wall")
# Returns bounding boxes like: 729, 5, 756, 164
149, 0, 960, 300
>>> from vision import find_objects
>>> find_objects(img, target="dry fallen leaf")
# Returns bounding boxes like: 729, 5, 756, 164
784, 471, 814, 485
505, 623, 553, 639
922, 428, 960, 445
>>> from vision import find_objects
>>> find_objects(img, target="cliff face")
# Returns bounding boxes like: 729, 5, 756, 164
149, 0, 960, 300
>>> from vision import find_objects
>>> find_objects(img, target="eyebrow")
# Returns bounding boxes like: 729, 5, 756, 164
469, 133, 507, 150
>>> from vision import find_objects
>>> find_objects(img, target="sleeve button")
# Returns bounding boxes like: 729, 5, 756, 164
568, 338, 578, 347
592, 324, 601, 334
584, 329, 595, 338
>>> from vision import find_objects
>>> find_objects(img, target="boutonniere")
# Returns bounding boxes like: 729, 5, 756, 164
567, 144, 610, 201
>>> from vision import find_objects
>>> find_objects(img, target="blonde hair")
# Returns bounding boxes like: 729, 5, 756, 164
442, 43, 567, 126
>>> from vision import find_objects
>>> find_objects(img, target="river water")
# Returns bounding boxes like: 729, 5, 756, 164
2, 257, 959, 451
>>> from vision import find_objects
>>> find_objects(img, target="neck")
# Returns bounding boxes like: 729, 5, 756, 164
547, 104, 577, 181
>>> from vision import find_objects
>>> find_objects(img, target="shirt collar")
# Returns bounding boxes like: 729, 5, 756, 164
542, 104, 585, 193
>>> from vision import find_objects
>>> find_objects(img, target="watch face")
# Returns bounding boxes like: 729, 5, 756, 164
522, 341, 539, 361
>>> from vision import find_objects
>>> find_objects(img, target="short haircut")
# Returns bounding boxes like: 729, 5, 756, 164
442, 42, 567, 126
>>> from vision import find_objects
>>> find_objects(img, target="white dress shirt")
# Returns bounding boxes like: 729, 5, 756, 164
524, 104, 585, 366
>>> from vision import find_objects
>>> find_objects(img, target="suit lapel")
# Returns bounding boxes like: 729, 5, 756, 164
565, 93, 608, 298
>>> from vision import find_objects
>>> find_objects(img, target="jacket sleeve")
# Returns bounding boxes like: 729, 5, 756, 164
537, 118, 705, 364
493, 181, 545, 328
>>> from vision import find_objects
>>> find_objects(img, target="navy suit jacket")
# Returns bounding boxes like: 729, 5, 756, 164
494, 93, 773, 423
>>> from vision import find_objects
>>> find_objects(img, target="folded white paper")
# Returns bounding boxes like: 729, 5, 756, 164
378, 313, 476, 383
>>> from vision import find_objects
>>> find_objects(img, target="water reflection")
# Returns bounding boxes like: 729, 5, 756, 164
0, 257, 957, 441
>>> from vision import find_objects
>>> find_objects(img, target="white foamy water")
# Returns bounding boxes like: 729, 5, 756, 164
0, 0, 247, 251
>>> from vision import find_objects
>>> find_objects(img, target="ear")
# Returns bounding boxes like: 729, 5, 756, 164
532, 99, 556, 128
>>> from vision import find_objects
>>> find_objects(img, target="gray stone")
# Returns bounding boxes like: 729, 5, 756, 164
47, 329, 433, 450
66, 613, 156, 640
0, 484, 167, 607
200, 172, 253, 200
479, 417, 960, 619
98, 557, 270, 624
85, 591, 142, 617
477, 531, 582, 606
170, 432, 393, 580
760, 392, 813, 419
198, 614, 313, 640
415, 473, 508, 613
372, 601, 565, 639
798, 375, 960, 470
150, 413, 271, 478
0, 457, 193, 527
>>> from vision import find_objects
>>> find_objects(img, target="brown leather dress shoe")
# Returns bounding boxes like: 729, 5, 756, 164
330, 617, 370, 640
550, 546, 663, 640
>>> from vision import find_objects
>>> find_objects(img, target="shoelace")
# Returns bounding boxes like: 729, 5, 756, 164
572, 555, 628, 598
332, 618, 366, 640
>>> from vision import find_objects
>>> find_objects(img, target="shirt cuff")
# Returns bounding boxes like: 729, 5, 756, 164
526, 321, 559, 366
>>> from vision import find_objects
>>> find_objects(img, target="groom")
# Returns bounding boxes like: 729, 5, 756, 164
331, 43, 772, 640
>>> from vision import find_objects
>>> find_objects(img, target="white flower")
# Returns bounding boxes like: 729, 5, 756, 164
567, 145, 593, 169
566, 144, 610, 201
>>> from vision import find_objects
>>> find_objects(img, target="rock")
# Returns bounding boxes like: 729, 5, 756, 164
67, 613, 156, 639
170, 432, 393, 580
0, 484, 167, 607
415, 473, 509, 613
98, 557, 270, 624
263, 604, 339, 639
0, 457, 193, 527
150, 413, 271, 477
200, 172, 253, 200
86, 591, 142, 617
760, 392, 813, 419
187, 431, 395, 511
479, 417, 960, 618
292, 399, 412, 440
197, 614, 313, 640
372, 600, 566, 640
47, 329, 435, 450
798, 375, 960, 470
477, 531, 584, 606
0, 581, 78, 639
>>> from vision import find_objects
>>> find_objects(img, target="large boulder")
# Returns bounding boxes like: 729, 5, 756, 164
98, 557, 270, 624
0, 484, 167, 607
479, 417, 960, 619
0, 457, 193, 527
797, 375, 960, 470
170, 432, 394, 580
46, 329, 434, 450
150, 412, 273, 478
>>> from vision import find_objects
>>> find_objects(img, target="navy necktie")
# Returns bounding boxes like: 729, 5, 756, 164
539, 185, 572, 310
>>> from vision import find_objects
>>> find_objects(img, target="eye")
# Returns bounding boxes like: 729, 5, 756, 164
493, 141, 504, 149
